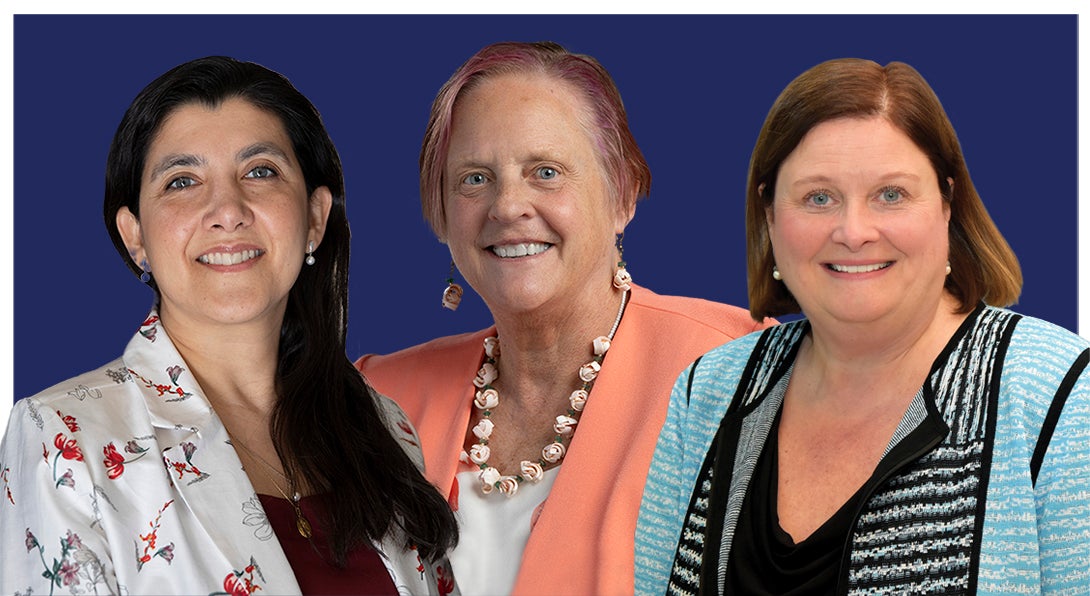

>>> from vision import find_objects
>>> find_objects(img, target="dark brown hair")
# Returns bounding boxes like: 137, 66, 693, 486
746, 58, 1022, 320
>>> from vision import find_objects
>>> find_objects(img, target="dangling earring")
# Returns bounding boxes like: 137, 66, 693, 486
945, 260, 952, 276
305, 241, 316, 266
612, 233, 632, 291
772, 265, 782, 281
442, 261, 463, 311
140, 259, 152, 284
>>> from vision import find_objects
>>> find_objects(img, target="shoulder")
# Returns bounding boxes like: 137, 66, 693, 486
991, 306, 1089, 437
627, 285, 773, 341
15, 358, 136, 433
1003, 307, 1089, 365
683, 320, 802, 403
355, 328, 493, 414
21, 357, 130, 405
997, 306, 1089, 400
5, 357, 144, 456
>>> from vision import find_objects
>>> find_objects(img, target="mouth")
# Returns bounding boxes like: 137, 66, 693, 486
489, 242, 552, 259
197, 249, 264, 265
826, 262, 893, 274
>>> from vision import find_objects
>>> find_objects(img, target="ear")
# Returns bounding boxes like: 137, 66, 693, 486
613, 189, 637, 235
116, 207, 145, 266
306, 186, 334, 248
944, 177, 954, 223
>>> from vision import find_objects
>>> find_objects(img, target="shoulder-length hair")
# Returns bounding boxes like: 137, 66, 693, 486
746, 58, 1022, 320
419, 40, 652, 239
103, 56, 456, 563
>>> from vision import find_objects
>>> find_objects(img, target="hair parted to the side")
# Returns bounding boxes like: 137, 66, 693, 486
103, 56, 456, 564
419, 40, 652, 240
746, 58, 1022, 321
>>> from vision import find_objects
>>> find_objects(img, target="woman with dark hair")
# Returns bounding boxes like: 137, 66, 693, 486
0, 56, 458, 595
356, 41, 772, 595
636, 58, 1090, 594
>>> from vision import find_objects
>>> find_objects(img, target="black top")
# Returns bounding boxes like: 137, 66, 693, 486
725, 413, 865, 595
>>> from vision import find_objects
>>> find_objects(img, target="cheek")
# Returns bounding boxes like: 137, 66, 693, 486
769, 213, 820, 258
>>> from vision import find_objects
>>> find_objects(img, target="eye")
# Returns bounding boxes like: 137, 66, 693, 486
167, 176, 195, 190
879, 186, 904, 202
244, 165, 278, 179
462, 173, 487, 186
536, 166, 558, 180
806, 191, 832, 206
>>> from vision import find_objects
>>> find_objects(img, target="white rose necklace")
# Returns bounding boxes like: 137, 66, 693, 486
465, 289, 629, 497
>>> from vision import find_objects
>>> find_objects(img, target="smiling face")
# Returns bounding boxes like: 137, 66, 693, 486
116, 98, 331, 332
768, 116, 951, 329
442, 73, 631, 318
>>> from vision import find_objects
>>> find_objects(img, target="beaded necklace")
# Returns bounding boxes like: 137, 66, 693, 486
465, 290, 628, 497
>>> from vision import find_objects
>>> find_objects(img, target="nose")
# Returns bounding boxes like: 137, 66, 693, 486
204, 180, 254, 231
830, 199, 880, 251
487, 178, 534, 223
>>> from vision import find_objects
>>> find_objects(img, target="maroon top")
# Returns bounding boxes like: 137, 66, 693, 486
258, 494, 399, 595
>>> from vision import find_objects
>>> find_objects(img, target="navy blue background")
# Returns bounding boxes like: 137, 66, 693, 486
13, 15, 1077, 401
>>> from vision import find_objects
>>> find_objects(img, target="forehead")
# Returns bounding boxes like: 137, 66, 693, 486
780, 117, 934, 180
148, 98, 292, 157
448, 73, 595, 151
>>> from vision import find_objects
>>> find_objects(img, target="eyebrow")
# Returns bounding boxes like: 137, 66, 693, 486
146, 143, 292, 181
147, 154, 205, 181
237, 142, 292, 163
789, 171, 923, 187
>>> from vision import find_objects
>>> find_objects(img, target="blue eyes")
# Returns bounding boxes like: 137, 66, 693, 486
880, 188, 903, 202
804, 187, 905, 206
461, 167, 559, 186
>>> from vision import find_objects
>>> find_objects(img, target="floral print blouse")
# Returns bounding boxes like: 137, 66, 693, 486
0, 312, 456, 596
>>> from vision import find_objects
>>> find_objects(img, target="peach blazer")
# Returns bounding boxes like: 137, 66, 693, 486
356, 285, 771, 595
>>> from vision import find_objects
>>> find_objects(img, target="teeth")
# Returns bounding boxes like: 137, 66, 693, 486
198, 249, 262, 265
491, 243, 551, 258
829, 262, 891, 273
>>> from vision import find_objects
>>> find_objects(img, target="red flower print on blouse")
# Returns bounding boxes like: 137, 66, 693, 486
103, 443, 126, 480
436, 565, 455, 596
53, 434, 83, 462
56, 410, 80, 433
396, 420, 420, 448
218, 561, 262, 596
50, 434, 84, 490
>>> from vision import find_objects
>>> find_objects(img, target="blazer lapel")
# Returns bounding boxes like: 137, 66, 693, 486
123, 313, 301, 592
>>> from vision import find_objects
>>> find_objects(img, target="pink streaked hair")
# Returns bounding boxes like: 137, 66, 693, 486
419, 41, 652, 239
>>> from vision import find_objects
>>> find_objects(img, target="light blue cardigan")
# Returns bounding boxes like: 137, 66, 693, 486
636, 306, 1090, 595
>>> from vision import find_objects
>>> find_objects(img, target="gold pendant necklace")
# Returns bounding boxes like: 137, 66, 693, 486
230, 434, 312, 538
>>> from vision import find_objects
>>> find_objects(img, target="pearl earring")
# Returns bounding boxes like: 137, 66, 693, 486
772, 265, 782, 281
945, 260, 951, 276
305, 241, 316, 266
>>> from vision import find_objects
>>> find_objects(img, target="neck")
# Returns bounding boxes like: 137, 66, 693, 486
490, 286, 627, 409
798, 292, 967, 405
158, 306, 283, 420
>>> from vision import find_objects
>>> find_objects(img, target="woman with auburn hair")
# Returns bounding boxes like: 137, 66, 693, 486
357, 41, 772, 595
637, 58, 1089, 595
